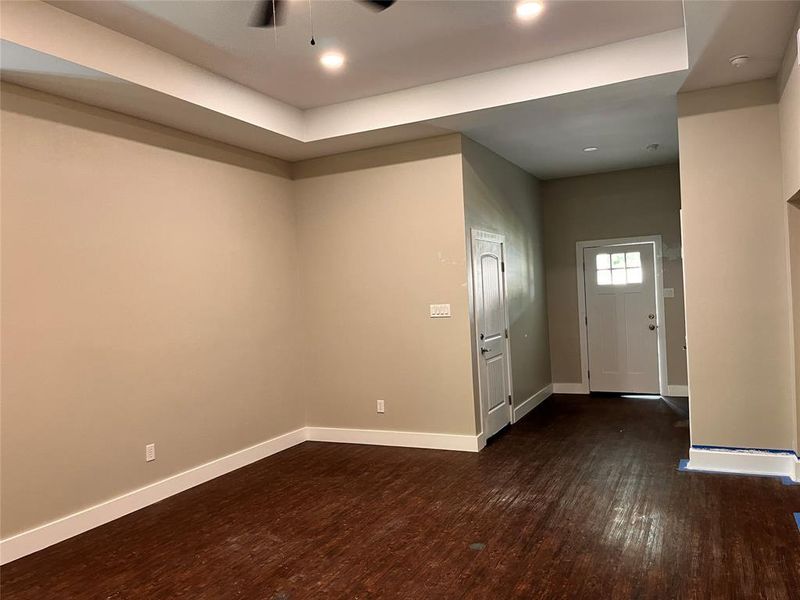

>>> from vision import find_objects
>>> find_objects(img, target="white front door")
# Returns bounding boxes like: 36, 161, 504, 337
584, 243, 660, 394
473, 235, 511, 438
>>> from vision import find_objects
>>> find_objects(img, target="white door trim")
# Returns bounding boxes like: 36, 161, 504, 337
470, 229, 514, 439
575, 235, 669, 396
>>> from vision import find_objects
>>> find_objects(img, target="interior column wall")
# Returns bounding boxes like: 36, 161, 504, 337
778, 12, 800, 454
778, 12, 800, 203
677, 79, 794, 451
787, 203, 800, 454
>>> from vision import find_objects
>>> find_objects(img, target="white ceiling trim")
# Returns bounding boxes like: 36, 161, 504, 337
1, 0, 688, 147
305, 28, 688, 140
0, 0, 306, 139
45, 0, 686, 109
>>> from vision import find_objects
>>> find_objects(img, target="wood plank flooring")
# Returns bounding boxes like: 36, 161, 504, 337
2, 394, 798, 599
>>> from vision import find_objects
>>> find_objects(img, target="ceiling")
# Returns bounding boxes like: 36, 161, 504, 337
1, 38, 679, 178
49, 0, 684, 109
682, 0, 799, 92
0, 39, 452, 162
2, 1, 798, 180
435, 73, 683, 179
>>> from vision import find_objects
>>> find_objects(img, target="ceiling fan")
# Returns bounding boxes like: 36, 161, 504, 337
251, 0, 396, 29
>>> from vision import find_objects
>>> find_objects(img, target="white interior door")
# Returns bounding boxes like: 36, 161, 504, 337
473, 235, 511, 438
584, 243, 660, 394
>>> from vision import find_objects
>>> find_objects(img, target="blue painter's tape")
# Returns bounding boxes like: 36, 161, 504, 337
678, 461, 793, 481
680, 447, 798, 481
691, 445, 799, 458
794, 513, 800, 532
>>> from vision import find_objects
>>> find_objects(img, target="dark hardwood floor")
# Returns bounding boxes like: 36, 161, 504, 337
2, 394, 799, 599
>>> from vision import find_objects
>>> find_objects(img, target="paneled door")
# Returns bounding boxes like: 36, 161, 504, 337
584, 243, 660, 393
472, 232, 511, 438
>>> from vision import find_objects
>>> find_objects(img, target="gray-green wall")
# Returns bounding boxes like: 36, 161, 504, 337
541, 164, 687, 387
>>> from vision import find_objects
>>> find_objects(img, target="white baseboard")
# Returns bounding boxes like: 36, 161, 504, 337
666, 384, 689, 396
306, 426, 481, 453
513, 384, 553, 422
1, 423, 484, 565
0, 427, 308, 566
686, 446, 799, 480
552, 382, 589, 394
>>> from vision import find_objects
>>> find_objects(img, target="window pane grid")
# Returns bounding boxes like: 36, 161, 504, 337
595, 250, 642, 285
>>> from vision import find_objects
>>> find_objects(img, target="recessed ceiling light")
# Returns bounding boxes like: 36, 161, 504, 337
516, 1, 544, 21
320, 51, 345, 70
583, 146, 599, 152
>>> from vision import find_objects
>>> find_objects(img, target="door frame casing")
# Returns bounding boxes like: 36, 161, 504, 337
470, 229, 514, 442
575, 235, 669, 396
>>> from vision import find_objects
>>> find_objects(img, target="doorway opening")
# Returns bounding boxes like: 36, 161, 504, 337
576, 235, 669, 396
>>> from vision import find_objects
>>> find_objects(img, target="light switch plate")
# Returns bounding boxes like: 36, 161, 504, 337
429, 304, 451, 318
663, 288, 675, 298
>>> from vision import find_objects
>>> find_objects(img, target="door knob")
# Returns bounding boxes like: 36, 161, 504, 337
648, 324, 656, 331
481, 347, 489, 353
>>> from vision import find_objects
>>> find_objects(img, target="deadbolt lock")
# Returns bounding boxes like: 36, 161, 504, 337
648, 313, 655, 319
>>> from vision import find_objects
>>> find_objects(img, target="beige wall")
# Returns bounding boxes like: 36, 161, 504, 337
778, 11, 800, 202
677, 79, 794, 450
778, 13, 800, 452
461, 137, 551, 420
0, 85, 303, 537
1, 94, 553, 541
293, 136, 478, 435
541, 165, 687, 387
788, 202, 800, 453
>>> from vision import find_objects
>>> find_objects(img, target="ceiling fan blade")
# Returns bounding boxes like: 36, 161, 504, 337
250, 0, 287, 27
358, 0, 397, 11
